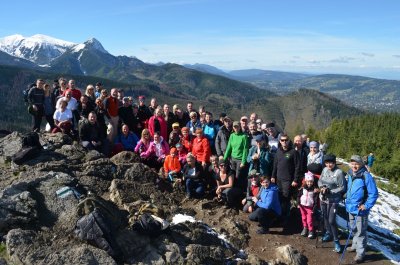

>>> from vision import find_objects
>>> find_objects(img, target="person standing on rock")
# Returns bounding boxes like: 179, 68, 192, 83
104, 88, 120, 143
271, 133, 301, 230
345, 155, 378, 264
28, 79, 45, 132
318, 154, 346, 253
224, 121, 249, 192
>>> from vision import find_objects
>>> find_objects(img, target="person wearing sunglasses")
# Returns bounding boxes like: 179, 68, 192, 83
271, 133, 301, 231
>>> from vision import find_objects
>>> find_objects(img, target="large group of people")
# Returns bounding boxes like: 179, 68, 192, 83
27, 78, 379, 263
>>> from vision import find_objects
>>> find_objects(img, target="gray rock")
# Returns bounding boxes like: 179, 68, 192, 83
185, 244, 226, 264
40, 245, 117, 265
109, 179, 154, 206
273, 245, 307, 265
6, 229, 36, 264
84, 150, 104, 162
0, 132, 23, 164
124, 163, 158, 183
0, 183, 37, 232
110, 151, 140, 165
40, 132, 73, 150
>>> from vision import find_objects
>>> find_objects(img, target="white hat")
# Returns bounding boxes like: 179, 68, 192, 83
261, 123, 267, 130
304, 172, 314, 182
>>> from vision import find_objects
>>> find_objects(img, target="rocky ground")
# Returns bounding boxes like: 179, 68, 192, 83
0, 132, 393, 265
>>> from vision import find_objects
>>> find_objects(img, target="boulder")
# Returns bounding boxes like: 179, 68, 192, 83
110, 151, 140, 165
185, 244, 226, 264
0, 132, 23, 164
124, 163, 158, 183
40, 132, 73, 150
273, 245, 307, 265
0, 183, 37, 232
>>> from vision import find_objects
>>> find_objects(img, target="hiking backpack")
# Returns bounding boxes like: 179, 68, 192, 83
77, 193, 126, 230
23, 83, 36, 104
74, 208, 122, 259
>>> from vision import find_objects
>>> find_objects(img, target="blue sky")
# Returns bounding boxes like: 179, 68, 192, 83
1, 0, 400, 78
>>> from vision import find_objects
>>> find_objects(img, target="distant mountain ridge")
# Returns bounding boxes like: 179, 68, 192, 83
0, 33, 398, 113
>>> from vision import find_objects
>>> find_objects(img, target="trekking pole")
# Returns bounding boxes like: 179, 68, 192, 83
339, 211, 359, 265
315, 209, 324, 248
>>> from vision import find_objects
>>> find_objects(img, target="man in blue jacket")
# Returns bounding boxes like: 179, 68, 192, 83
345, 155, 378, 263
248, 177, 281, 234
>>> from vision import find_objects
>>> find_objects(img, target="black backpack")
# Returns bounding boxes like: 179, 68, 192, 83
75, 208, 122, 259
22, 132, 42, 148
23, 83, 36, 103
11, 132, 42, 165
132, 213, 165, 237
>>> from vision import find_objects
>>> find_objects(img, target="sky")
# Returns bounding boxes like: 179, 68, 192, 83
1, 0, 400, 79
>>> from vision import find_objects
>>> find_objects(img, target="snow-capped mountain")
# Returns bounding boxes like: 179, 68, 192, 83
0, 34, 109, 66
0, 34, 75, 65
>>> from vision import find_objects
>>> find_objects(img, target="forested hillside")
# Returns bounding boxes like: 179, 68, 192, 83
322, 113, 400, 182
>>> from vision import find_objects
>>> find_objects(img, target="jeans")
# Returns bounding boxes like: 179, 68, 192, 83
185, 178, 205, 198
249, 207, 277, 229
349, 213, 368, 258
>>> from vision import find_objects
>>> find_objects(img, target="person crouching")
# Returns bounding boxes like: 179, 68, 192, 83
248, 177, 281, 234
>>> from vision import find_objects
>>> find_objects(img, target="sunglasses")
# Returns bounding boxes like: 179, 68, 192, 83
280, 139, 289, 142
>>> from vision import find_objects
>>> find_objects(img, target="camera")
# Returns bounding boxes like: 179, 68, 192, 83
321, 185, 330, 201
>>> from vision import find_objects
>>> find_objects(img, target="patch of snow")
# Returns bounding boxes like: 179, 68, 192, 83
72, 43, 85, 53
171, 214, 196, 224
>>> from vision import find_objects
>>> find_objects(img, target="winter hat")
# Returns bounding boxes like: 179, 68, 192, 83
232, 121, 240, 127
223, 116, 232, 122
240, 116, 248, 121
170, 148, 177, 155
138, 95, 145, 100
172, 122, 180, 129
256, 119, 262, 124
350, 155, 365, 166
323, 154, 336, 163
309, 141, 319, 148
307, 163, 323, 175
304, 172, 314, 182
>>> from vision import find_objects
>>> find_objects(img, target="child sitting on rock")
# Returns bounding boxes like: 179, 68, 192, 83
242, 169, 261, 213
297, 172, 319, 239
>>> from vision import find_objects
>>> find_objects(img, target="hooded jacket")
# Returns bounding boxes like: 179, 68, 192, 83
345, 167, 378, 216
256, 183, 282, 216
215, 125, 231, 157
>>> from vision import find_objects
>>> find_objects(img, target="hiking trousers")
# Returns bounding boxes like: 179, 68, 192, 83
299, 205, 314, 232
349, 213, 368, 258
249, 207, 277, 229
321, 201, 339, 240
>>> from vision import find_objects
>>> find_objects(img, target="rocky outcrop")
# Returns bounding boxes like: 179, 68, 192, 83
0, 132, 306, 264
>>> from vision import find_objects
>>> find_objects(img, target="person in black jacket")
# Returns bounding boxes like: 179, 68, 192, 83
79, 112, 102, 151
271, 133, 301, 227
28, 79, 45, 132
215, 116, 232, 158
183, 153, 205, 198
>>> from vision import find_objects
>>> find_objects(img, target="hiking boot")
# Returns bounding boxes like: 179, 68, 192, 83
300, 227, 309, 237
321, 232, 332, 242
333, 240, 342, 253
347, 245, 356, 252
354, 255, 364, 263
256, 227, 269, 234
308, 231, 315, 239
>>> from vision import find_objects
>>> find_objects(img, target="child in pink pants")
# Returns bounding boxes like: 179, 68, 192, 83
297, 172, 319, 239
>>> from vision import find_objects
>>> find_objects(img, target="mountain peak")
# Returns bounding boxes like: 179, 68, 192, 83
84, 37, 108, 54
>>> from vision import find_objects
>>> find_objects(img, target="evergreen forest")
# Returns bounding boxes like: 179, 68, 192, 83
320, 113, 400, 186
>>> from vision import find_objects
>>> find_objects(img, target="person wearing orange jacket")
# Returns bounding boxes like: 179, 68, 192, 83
163, 147, 181, 178
191, 128, 211, 169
